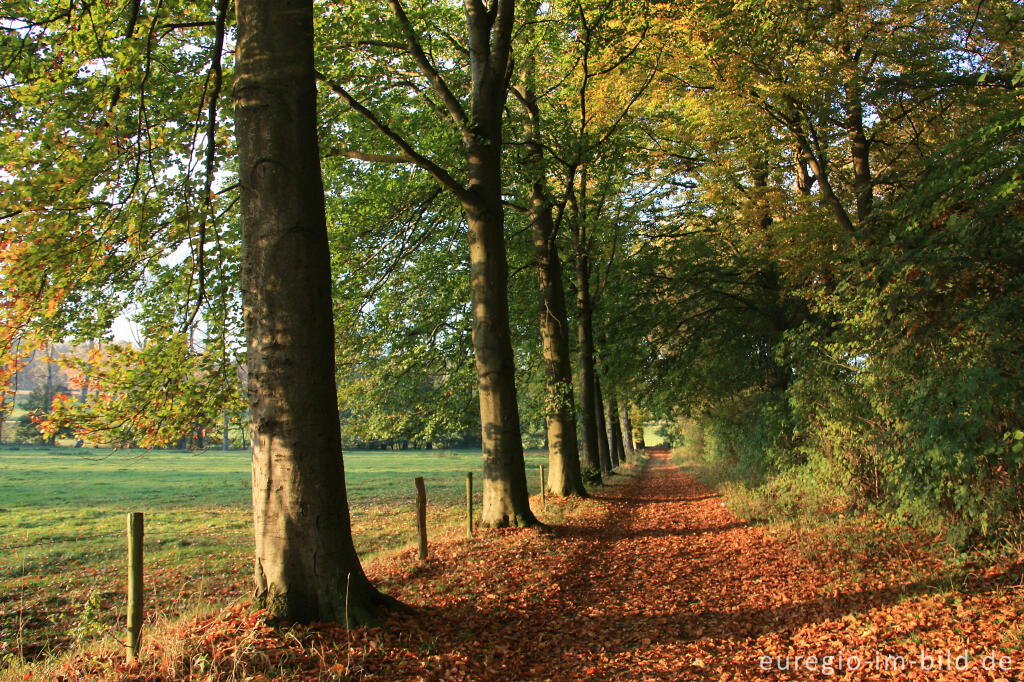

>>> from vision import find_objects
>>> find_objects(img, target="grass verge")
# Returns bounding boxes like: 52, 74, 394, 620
0, 446, 554, 670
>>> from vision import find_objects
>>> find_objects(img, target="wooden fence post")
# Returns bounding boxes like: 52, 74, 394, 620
466, 472, 473, 538
126, 512, 144, 662
539, 464, 545, 507
415, 477, 427, 560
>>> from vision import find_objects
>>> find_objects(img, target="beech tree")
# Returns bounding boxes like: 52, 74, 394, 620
318, 0, 537, 527
0, 0, 397, 622
512, 1, 586, 497
505, 0, 658, 479
234, 0, 397, 622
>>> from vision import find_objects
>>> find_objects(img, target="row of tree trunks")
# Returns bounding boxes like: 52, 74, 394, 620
236, 0, 654, 626
571, 191, 643, 477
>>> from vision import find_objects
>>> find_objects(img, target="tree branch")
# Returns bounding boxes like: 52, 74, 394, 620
317, 72, 472, 204
124, 0, 142, 38
184, 0, 230, 333
388, 0, 470, 135
490, 0, 515, 75
503, 199, 529, 214
328, 149, 412, 165
157, 20, 215, 38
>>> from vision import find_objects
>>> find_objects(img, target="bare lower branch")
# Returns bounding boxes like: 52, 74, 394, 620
388, 0, 470, 135
328, 149, 412, 164
185, 0, 231, 333
317, 72, 471, 203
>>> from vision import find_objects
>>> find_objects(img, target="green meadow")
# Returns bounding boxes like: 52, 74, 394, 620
0, 446, 549, 661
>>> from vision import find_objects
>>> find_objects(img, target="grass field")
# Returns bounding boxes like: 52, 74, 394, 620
0, 446, 550, 664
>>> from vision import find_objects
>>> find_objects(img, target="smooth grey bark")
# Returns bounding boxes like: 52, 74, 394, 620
531, 195, 586, 497
619, 406, 636, 463
235, 0, 397, 623
464, 191, 537, 526
321, 0, 535, 527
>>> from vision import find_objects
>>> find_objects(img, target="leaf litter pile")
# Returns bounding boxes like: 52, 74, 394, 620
51, 452, 1023, 680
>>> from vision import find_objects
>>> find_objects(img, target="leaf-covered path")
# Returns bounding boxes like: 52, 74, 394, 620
71, 451, 1022, 680
349, 451, 1020, 680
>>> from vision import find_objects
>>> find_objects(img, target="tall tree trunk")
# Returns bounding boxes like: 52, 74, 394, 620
574, 250, 601, 479
533, 204, 585, 497
463, 196, 537, 526
793, 146, 813, 196
234, 0, 397, 623
46, 342, 55, 446
465, 205, 536, 525
607, 393, 625, 468
462, 33, 539, 524
845, 80, 873, 222
593, 374, 612, 474
604, 394, 619, 469
619, 406, 635, 463
519, 60, 586, 498
324, 0, 534, 525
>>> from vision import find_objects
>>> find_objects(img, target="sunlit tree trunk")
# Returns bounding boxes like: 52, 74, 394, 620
464, 192, 538, 526
604, 394, 619, 469
845, 80, 873, 222
461, 0, 538, 527
619, 406, 635, 463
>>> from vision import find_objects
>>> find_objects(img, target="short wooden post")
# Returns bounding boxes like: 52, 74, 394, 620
539, 464, 546, 507
414, 477, 427, 560
465, 472, 473, 538
126, 512, 144, 662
